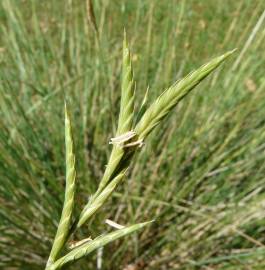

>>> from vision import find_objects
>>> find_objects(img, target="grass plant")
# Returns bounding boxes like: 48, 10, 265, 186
44, 30, 235, 268
0, 1, 264, 269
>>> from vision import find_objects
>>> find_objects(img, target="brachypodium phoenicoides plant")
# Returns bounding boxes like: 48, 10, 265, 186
45, 32, 236, 269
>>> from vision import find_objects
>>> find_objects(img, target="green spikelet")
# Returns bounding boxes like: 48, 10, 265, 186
95, 31, 135, 194
117, 29, 135, 135
73, 33, 136, 232
48, 221, 152, 270
46, 103, 76, 268
135, 49, 237, 140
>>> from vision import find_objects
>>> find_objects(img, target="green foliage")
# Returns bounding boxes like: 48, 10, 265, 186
0, 1, 264, 269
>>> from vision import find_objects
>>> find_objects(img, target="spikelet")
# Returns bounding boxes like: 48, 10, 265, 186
48, 221, 152, 270
46, 103, 76, 267
96, 31, 135, 194
135, 49, 237, 140
117, 30, 135, 135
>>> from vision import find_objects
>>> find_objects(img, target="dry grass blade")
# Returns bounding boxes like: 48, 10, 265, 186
86, 0, 98, 34
135, 49, 237, 140
49, 221, 153, 270
46, 103, 76, 268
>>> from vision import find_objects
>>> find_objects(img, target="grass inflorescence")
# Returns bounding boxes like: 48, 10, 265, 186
0, 1, 265, 269
43, 32, 235, 268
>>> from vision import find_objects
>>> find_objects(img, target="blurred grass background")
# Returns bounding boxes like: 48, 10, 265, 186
0, 0, 265, 269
